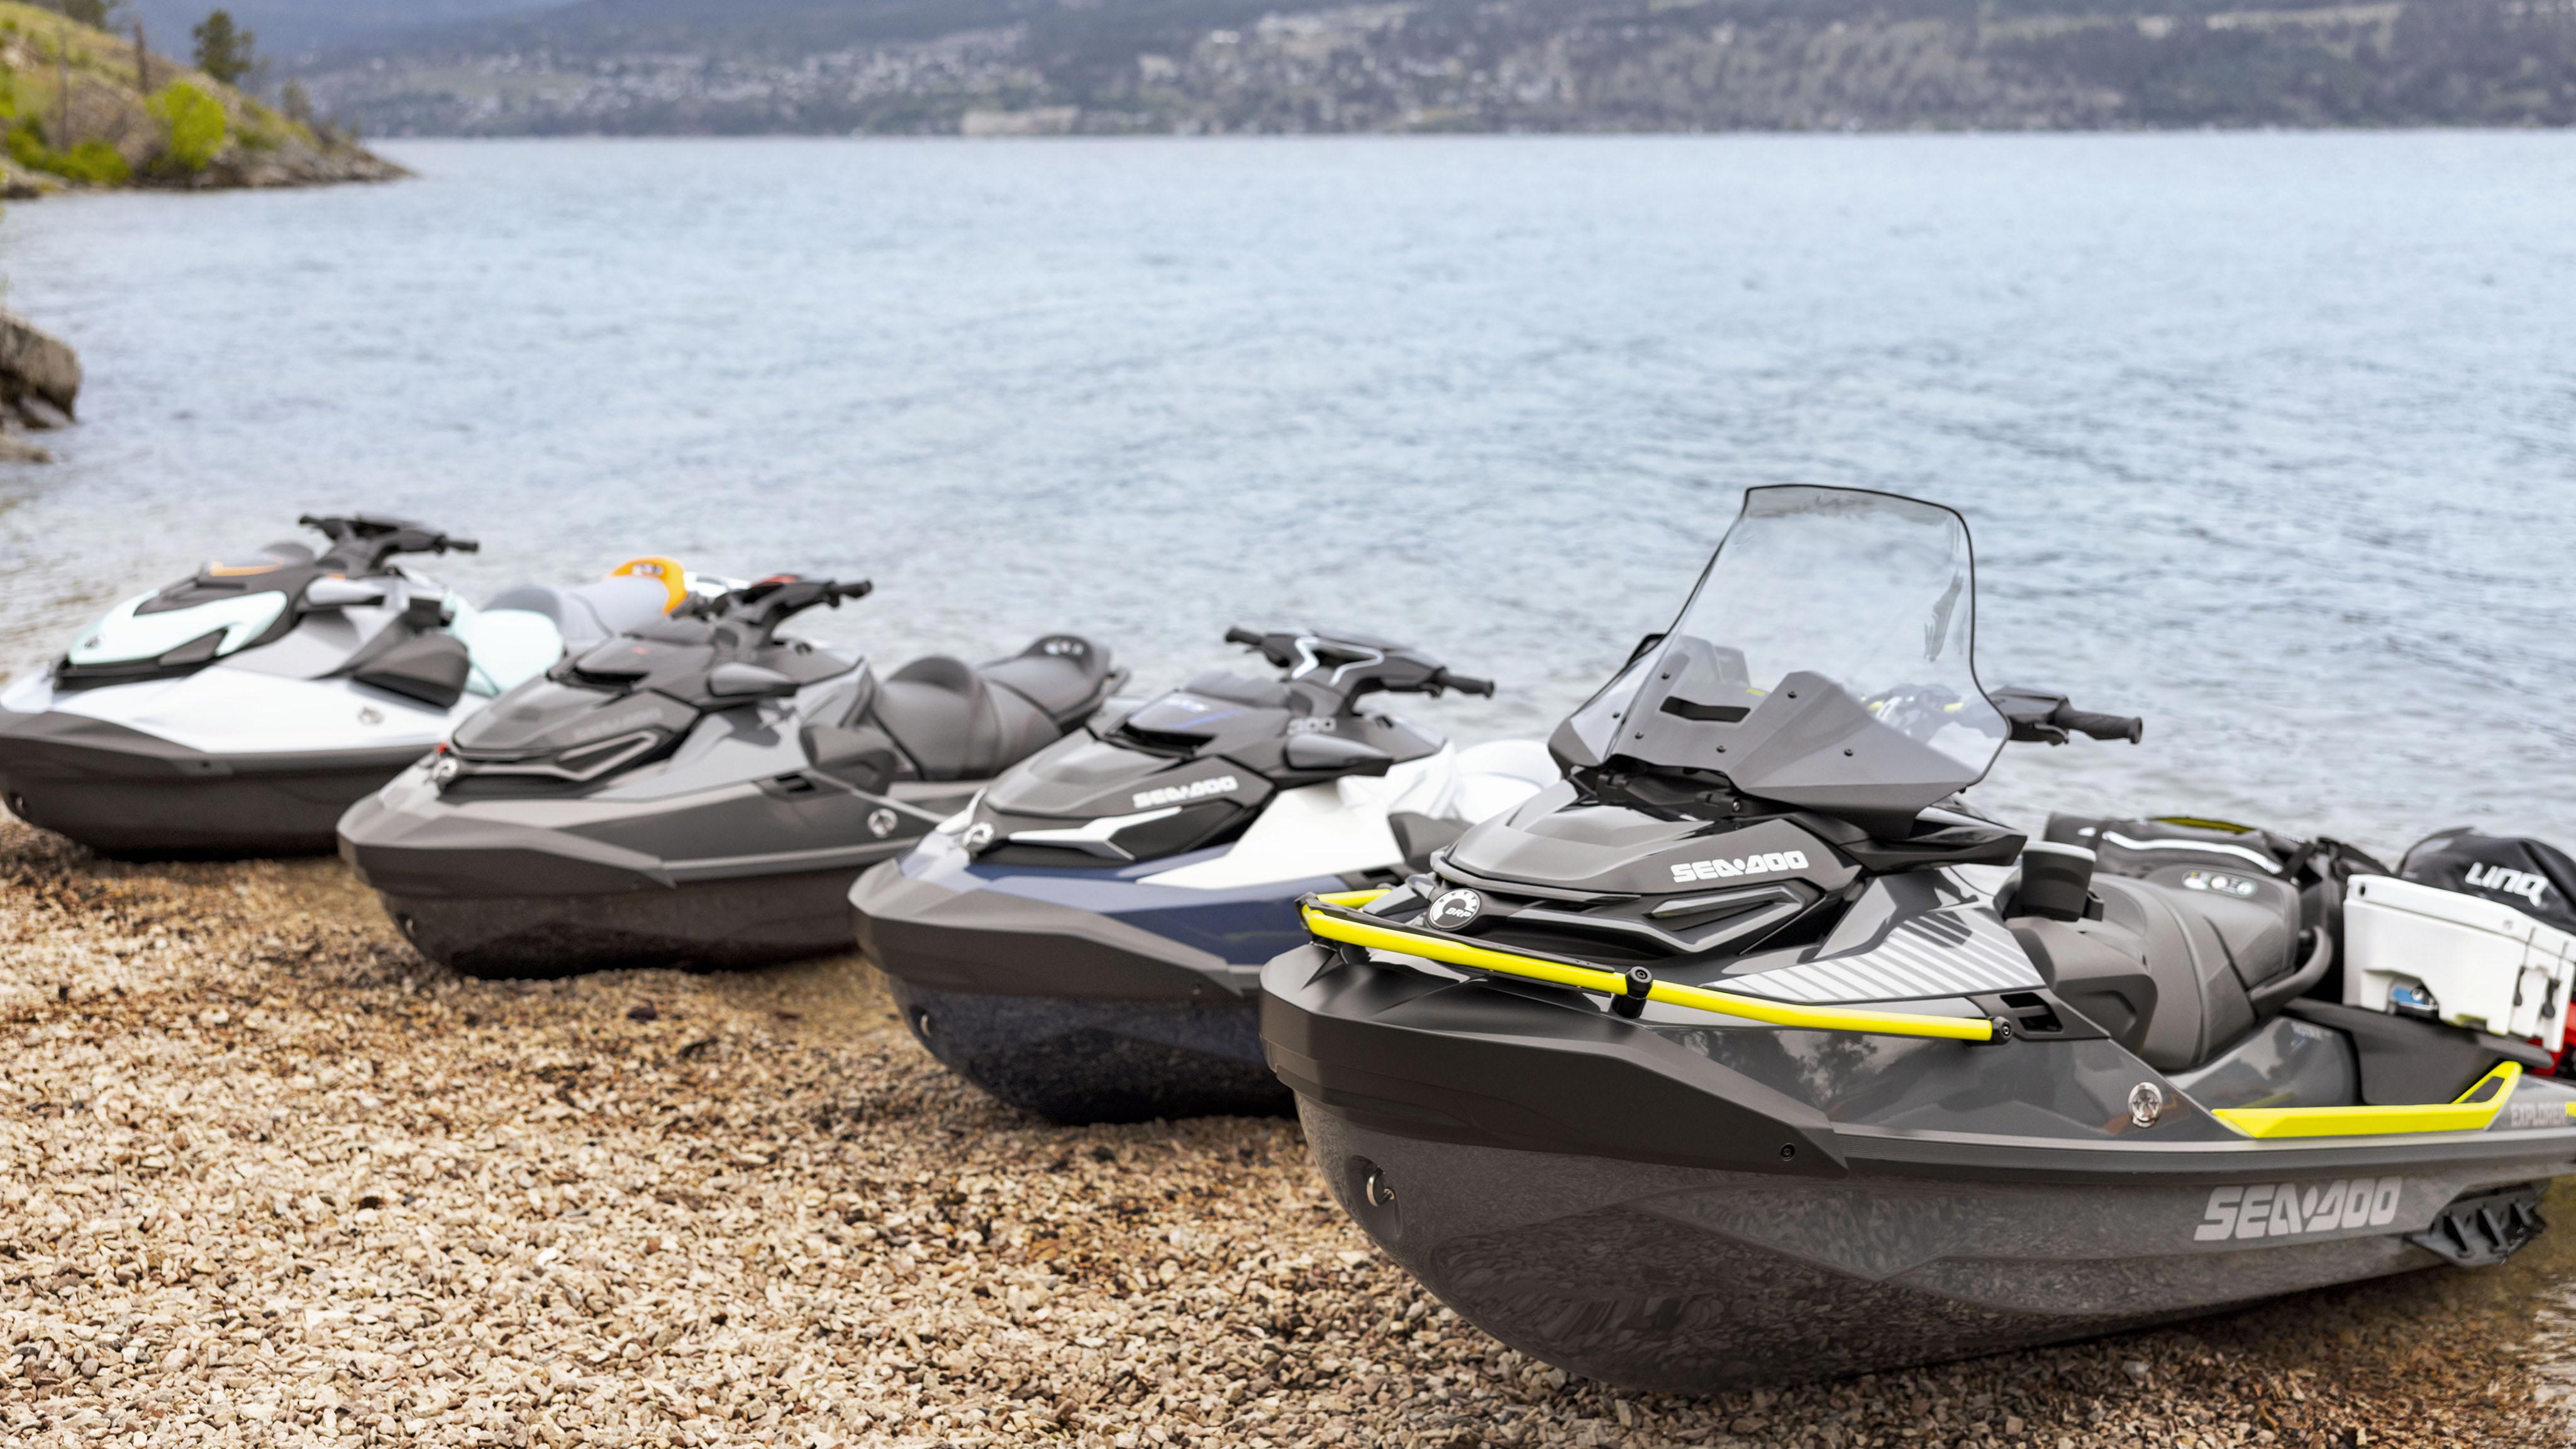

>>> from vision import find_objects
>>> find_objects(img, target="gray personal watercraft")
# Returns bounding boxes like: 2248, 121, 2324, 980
1262, 485, 2576, 1392
338, 576, 1123, 976
853, 626, 1558, 1124
0, 515, 682, 855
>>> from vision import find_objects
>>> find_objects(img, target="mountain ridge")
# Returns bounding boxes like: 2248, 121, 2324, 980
298, 0, 2576, 134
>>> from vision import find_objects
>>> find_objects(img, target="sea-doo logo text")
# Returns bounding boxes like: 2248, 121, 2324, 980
1427, 889, 1484, 930
2194, 1177, 2401, 1242
2466, 862, 2551, 908
1133, 775, 1239, 811
1671, 850, 1809, 884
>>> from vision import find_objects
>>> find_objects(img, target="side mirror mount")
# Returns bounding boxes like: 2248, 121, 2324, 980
708, 662, 801, 699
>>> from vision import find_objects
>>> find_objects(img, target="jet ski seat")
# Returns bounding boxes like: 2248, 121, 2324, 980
866, 636, 1114, 782
481, 576, 677, 651
2009, 868, 2309, 1073
974, 636, 1117, 726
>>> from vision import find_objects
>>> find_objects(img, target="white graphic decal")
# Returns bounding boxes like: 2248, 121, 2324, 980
1133, 774, 1241, 811
2195, 1177, 2402, 1242
1669, 850, 1809, 885
2465, 862, 2551, 908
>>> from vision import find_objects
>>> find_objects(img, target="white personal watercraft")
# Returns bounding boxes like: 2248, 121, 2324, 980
0, 515, 686, 855
852, 626, 1560, 1123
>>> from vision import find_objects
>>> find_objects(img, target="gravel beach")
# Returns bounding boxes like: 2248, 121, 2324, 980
4, 818, 2574, 1448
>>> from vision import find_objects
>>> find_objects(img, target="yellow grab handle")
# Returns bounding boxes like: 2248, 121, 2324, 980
610, 556, 691, 613
2212, 1061, 2524, 1139
1300, 899, 1994, 1043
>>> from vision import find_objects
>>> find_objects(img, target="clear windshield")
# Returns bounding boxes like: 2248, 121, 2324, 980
1557, 487, 2007, 820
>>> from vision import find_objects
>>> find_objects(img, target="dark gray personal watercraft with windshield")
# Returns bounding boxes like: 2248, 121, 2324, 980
1263, 485, 2576, 1392
338, 577, 1123, 975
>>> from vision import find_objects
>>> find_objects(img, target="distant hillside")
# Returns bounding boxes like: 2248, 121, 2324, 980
120, 0, 564, 60
297, 0, 2576, 134
0, 1, 399, 192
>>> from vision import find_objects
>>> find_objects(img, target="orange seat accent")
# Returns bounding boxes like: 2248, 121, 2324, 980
609, 557, 690, 613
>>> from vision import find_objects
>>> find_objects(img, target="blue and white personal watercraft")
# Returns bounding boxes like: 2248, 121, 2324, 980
0, 514, 687, 855
851, 626, 1559, 1124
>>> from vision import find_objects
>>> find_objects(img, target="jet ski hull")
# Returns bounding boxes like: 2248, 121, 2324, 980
372, 867, 874, 977
1293, 1107, 2524, 1392
340, 778, 918, 977
852, 843, 1342, 1123
1263, 943, 2576, 1391
0, 708, 428, 855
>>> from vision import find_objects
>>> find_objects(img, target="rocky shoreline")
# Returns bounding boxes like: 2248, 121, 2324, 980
0, 1, 404, 201
2, 818, 2574, 1446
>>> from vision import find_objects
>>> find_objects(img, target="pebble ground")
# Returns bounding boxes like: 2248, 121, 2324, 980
4, 819, 2573, 1448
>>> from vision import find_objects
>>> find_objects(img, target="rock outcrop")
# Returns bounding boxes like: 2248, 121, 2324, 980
0, 306, 79, 461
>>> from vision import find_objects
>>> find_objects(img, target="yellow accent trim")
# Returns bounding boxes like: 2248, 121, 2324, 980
1301, 902, 1994, 1042
610, 557, 691, 613
204, 562, 282, 576
2565, 1102, 2576, 1121
1312, 889, 1391, 910
2151, 816, 2257, 835
2212, 1062, 2523, 1139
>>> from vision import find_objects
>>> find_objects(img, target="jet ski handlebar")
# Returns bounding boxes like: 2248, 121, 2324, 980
1224, 626, 1494, 700
1990, 685, 2144, 746
299, 514, 481, 574
1429, 669, 1496, 697
694, 576, 875, 638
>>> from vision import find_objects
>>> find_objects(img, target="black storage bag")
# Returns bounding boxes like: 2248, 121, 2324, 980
2398, 828, 2576, 935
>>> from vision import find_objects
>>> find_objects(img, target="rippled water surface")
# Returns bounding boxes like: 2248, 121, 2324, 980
2, 134, 2572, 855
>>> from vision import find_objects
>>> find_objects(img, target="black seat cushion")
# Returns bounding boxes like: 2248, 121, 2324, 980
977, 635, 1113, 724
860, 653, 1062, 782
2089, 878, 2258, 1072
2011, 874, 2296, 1074
870, 657, 995, 782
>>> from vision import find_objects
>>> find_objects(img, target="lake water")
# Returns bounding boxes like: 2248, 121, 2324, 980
2, 134, 2572, 858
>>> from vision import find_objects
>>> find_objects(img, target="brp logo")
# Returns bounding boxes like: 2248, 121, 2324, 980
1427, 888, 1484, 931
867, 808, 900, 839
960, 821, 996, 852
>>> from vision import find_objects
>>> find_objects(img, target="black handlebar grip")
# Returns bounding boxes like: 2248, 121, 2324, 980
1436, 670, 1497, 697
445, 536, 480, 555
1224, 626, 1264, 647
836, 579, 875, 600
2055, 707, 2143, 744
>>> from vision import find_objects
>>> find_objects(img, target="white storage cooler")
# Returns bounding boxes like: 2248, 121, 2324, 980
2344, 874, 2576, 1044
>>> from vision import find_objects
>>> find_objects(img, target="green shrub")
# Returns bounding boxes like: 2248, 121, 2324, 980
5, 121, 131, 185
147, 80, 226, 172
51, 139, 129, 184
4, 120, 41, 171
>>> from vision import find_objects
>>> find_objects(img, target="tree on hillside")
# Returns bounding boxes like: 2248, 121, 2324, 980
47, 0, 125, 28
192, 9, 257, 87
